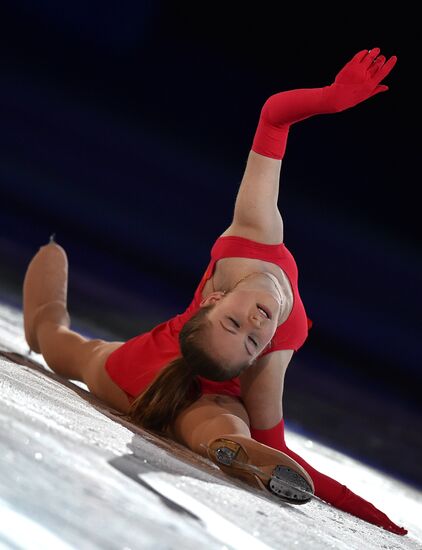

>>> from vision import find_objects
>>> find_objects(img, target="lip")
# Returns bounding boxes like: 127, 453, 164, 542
257, 303, 272, 320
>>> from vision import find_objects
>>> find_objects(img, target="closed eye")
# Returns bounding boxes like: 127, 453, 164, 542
248, 336, 258, 347
228, 317, 258, 348
219, 320, 255, 357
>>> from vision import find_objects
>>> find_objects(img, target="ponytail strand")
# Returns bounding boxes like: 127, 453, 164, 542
128, 356, 200, 434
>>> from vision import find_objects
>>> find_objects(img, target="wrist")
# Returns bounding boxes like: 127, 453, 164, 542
322, 82, 378, 113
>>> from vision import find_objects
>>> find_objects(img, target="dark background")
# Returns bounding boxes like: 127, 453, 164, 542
0, 3, 420, 487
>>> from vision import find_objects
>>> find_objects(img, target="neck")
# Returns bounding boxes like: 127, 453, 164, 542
213, 271, 283, 302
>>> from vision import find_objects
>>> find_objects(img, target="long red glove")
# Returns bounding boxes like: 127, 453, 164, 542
252, 47, 397, 159
251, 419, 407, 536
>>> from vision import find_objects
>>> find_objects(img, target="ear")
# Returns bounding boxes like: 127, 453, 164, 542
199, 291, 225, 307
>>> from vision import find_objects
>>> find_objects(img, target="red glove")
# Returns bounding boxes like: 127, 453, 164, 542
252, 47, 397, 159
251, 420, 407, 536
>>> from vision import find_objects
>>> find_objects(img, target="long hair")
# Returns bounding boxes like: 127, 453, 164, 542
128, 304, 247, 434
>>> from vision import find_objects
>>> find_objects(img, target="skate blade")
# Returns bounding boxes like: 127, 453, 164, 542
201, 441, 314, 504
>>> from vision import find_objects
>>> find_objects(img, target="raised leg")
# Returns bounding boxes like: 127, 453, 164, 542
22, 238, 130, 413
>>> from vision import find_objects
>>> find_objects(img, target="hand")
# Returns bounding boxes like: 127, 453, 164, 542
251, 47, 397, 160
335, 485, 408, 536
325, 47, 397, 112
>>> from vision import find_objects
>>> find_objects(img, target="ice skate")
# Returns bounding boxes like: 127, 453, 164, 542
23, 236, 71, 353
205, 434, 314, 504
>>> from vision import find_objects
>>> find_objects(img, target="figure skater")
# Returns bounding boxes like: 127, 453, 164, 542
22, 47, 406, 535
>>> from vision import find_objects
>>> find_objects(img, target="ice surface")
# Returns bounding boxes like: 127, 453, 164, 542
1, 301, 421, 550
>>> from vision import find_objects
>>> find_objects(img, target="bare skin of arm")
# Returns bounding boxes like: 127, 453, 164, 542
221, 150, 293, 429
239, 349, 293, 429
221, 151, 283, 243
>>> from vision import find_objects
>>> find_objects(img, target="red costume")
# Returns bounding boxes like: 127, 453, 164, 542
105, 235, 311, 399
106, 47, 406, 535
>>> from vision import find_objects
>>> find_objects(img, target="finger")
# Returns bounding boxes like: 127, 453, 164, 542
361, 47, 381, 67
375, 55, 398, 83
368, 84, 389, 98
384, 524, 408, 536
368, 54, 386, 77
353, 49, 370, 63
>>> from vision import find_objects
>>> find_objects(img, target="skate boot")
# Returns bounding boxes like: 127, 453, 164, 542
23, 236, 70, 353
206, 434, 314, 504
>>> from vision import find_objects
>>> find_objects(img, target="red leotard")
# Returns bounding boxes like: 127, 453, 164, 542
104, 235, 312, 400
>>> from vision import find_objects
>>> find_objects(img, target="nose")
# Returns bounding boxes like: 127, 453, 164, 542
249, 311, 264, 328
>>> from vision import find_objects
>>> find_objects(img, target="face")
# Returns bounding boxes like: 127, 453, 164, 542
202, 279, 281, 369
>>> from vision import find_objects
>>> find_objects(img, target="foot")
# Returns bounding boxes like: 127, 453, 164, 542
206, 434, 314, 504
23, 241, 70, 353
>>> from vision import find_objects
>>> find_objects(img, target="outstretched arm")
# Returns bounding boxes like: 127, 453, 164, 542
237, 47, 405, 535
224, 48, 397, 243
251, 419, 408, 535
251, 47, 397, 159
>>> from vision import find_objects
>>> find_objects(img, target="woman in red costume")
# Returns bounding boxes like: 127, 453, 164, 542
22, 47, 406, 535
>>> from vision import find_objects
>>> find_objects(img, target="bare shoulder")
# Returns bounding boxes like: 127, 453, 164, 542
239, 349, 294, 388
219, 221, 284, 244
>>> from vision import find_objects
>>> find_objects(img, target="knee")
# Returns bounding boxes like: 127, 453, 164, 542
207, 412, 251, 435
35, 301, 70, 326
